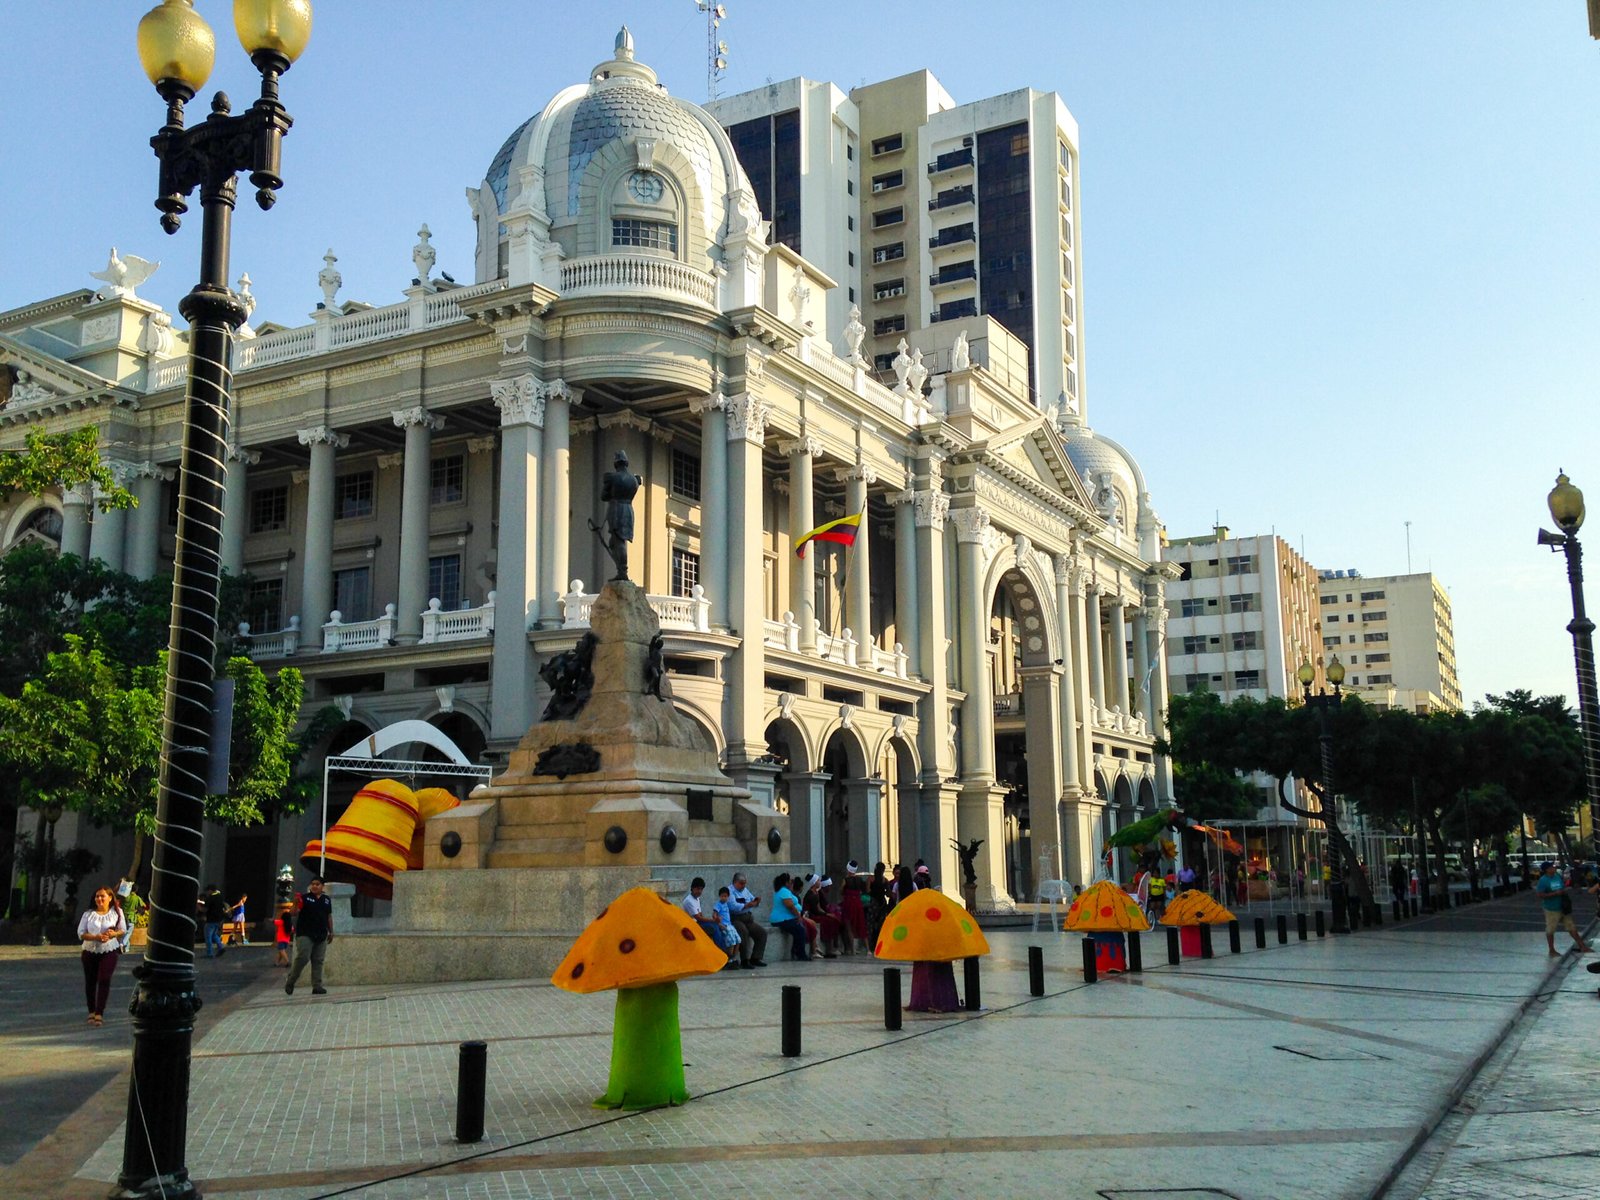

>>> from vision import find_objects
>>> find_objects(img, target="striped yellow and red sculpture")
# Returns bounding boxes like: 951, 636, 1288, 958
302, 778, 433, 900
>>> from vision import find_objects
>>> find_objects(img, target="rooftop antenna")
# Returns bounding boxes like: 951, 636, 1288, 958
1405, 520, 1412, 573
695, 1, 728, 102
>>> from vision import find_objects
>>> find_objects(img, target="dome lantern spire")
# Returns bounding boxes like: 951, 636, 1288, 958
615, 25, 634, 60
591, 23, 656, 85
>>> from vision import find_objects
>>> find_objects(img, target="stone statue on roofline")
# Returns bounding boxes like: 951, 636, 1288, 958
842, 305, 866, 364
318, 249, 343, 310
412, 224, 436, 286
891, 338, 913, 394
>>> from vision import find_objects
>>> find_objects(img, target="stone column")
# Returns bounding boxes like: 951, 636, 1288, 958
723, 391, 770, 769
297, 426, 348, 639
786, 772, 830, 869
1053, 555, 1082, 794
892, 485, 920, 666
127, 464, 169, 580
60, 485, 92, 560
782, 435, 820, 652
1131, 604, 1150, 720
911, 466, 958, 888
1109, 594, 1131, 715
952, 506, 994, 782
393, 407, 445, 644
1021, 664, 1065, 884
1085, 585, 1106, 711
691, 394, 729, 629
489, 376, 543, 743
220, 446, 259, 579
538, 381, 573, 628
87, 478, 129, 573
844, 776, 884, 871
1146, 598, 1175, 801
841, 462, 875, 647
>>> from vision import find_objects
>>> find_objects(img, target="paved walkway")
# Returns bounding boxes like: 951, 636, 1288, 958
5, 891, 1595, 1200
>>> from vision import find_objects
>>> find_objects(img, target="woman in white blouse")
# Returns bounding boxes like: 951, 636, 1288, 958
77, 887, 126, 1026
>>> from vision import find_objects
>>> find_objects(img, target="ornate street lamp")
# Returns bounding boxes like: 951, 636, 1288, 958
1299, 653, 1350, 933
118, 4, 310, 1197
1538, 470, 1600, 857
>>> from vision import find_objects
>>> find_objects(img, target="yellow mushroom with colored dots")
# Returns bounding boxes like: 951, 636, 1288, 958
551, 886, 729, 1108
874, 888, 990, 1012
1063, 879, 1151, 933
1159, 889, 1236, 926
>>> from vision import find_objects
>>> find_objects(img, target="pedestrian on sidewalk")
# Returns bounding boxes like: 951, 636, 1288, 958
230, 893, 250, 945
285, 877, 334, 995
274, 906, 293, 967
199, 883, 227, 958
1536, 862, 1591, 957
727, 872, 768, 968
1389, 859, 1409, 908
77, 886, 126, 1026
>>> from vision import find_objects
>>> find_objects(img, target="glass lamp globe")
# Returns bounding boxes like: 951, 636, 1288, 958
234, 0, 313, 63
1548, 472, 1585, 533
1327, 656, 1346, 686
138, 0, 216, 93
1297, 657, 1315, 688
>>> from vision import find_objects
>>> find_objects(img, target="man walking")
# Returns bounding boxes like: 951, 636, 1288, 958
199, 883, 227, 959
1535, 862, 1591, 957
285, 876, 334, 995
728, 872, 768, 969
1388, 858, 1409, 910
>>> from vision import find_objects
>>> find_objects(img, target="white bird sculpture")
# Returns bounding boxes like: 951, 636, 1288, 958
90, 248, 159, 301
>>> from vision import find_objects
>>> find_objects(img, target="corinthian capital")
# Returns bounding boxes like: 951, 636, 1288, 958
725, 392, 770, 445
913, 489, 949, 529
491, 374, 543, 428
950, 504, 990, 543
296, 425, 350, 449
392, 406, 445, 432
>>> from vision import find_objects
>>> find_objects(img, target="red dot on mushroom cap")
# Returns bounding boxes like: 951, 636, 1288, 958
619, 938, 636, 954
571, 962, 585, 979
926, 907, 942, 921
1099, 905, 1113, 918
680, 928, 695, 941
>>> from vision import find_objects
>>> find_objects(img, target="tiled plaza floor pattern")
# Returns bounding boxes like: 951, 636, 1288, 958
52, 915, 1587, 1200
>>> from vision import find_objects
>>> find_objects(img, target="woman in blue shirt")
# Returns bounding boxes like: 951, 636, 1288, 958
769, 873, 810, 960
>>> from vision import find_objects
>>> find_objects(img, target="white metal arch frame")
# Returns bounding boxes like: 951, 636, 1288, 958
318, 719, 493, 876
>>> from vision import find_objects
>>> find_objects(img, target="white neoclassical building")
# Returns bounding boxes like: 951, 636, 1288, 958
0, 31, 1175, 911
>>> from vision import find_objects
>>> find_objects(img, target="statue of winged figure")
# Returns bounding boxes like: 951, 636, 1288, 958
91, 248, 159, 300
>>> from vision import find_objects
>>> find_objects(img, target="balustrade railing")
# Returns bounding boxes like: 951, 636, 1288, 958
322, 605, 397, 653
560, 254, 717, 306
419, 592, 496, 643
240, 617, 300, 660
559, 580, 711, 632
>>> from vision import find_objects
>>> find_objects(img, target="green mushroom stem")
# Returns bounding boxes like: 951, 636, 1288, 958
596, 980, 689, 1110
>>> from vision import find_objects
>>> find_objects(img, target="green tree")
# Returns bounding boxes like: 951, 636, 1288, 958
0, 427, 135, 511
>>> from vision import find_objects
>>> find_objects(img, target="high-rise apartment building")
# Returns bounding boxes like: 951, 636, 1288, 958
1317, 571, 1461, 712
711, 70, 1080, 409
1163, 529, 1323, 703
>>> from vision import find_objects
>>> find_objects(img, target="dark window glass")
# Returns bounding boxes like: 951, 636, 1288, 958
430, 456, 464, 505
250, 485, 288, 533
428, 554, 462, 610
726, 110, 801, 254
670, 447, 701, 501
671, 549, 700, 597
336, 471, 374, 520
332, 566, 371, 622
244, 578, 284, 633
612, 219, 677, 253
977, 122, 1034, 392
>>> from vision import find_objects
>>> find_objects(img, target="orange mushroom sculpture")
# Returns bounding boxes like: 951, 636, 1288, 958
552, 887, 729, 1108
874, 888, 990, 1012
1063, 879, 1151, 934
1159, 889, 1236, 926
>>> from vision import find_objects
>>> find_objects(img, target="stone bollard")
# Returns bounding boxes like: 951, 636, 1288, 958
1028, 946, 1045, 996
781, 985, 802, 1057
1128, 931, 1143, 973
1315, 909, 1326, 938
1081, 936, 1098, 983
883, 968, 902, 1030
1296, 912, 1308, 941
456, 1041, 487, 1144
1228, 919, 1241, 954
1199, 924, 1214, 959
1276, 914, 1288, 944
964, 956, 982, 1011
1254, 917, 1267, 949
1166, 926, 1181, 965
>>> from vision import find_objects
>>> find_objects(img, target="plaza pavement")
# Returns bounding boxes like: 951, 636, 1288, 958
5, 890, 1595, 1200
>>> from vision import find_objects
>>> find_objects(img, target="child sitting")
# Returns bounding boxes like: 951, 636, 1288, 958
711, 887, 740, 962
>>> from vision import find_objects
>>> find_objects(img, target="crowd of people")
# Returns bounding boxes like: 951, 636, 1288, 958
680, 859, 937, 966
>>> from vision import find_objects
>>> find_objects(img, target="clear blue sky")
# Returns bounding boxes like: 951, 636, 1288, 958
2, 3, 1596, 706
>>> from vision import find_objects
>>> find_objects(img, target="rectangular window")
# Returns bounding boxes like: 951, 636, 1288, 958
612, 218, 678, 253
1179, 598, 1206, 618
1364, 632, 1389, 643
1362, 610, 1387, 622
1231, 631, 1260, 651
873, 279, 906, 301
1320, 594, 1339, 606
1182, 673, 1210, 694
846, 144, 854, 161
1360, 590, 1387, 601
871, 170, 903, 192
846, 180, 854, 195
429, 455, 464, 505
669, 447, 701, 501
1323, 635, 1341, 648
1226, 593, 1258, 614
1058, 140, 1071, 169
331, 566, 372, 623
873, 242, 905, 264
427, 554, 462, 610
336, 471, 374, 520
726, 110, 801, 252
847, 215, 854, 231
1231, 670, 1262, 690
872, 206, 905, 228
1369, 673, 1393, 684
873, 314, 906, 336
1225, 554, 1256, 576
847, 250, 855, 266
249, 485, 288, 533
671, 548, 700, 597
1181, 635, 1207, 655
1366, 652, 1391, 663
871, 133, 904, 156
1326, 614, 1340, 623
243, 578, 284, 634
872, 352, 896, 372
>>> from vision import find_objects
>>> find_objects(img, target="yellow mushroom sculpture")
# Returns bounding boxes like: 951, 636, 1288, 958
1063, 879, 1151, 933
552, 887, 729, 1109
1159, 889, 1236, 925
874, 888, 990, 1012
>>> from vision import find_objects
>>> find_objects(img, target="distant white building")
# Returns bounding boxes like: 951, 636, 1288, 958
1317, 570, 1461, 713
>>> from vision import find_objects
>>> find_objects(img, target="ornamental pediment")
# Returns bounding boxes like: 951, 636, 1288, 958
0, 333, 132, 425
978, 414, 1098, 521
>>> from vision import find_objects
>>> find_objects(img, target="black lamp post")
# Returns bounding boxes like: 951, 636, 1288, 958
117, 4, 310, 1198
1539, 470, 1600, 858
1299, 653, 1350, 934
